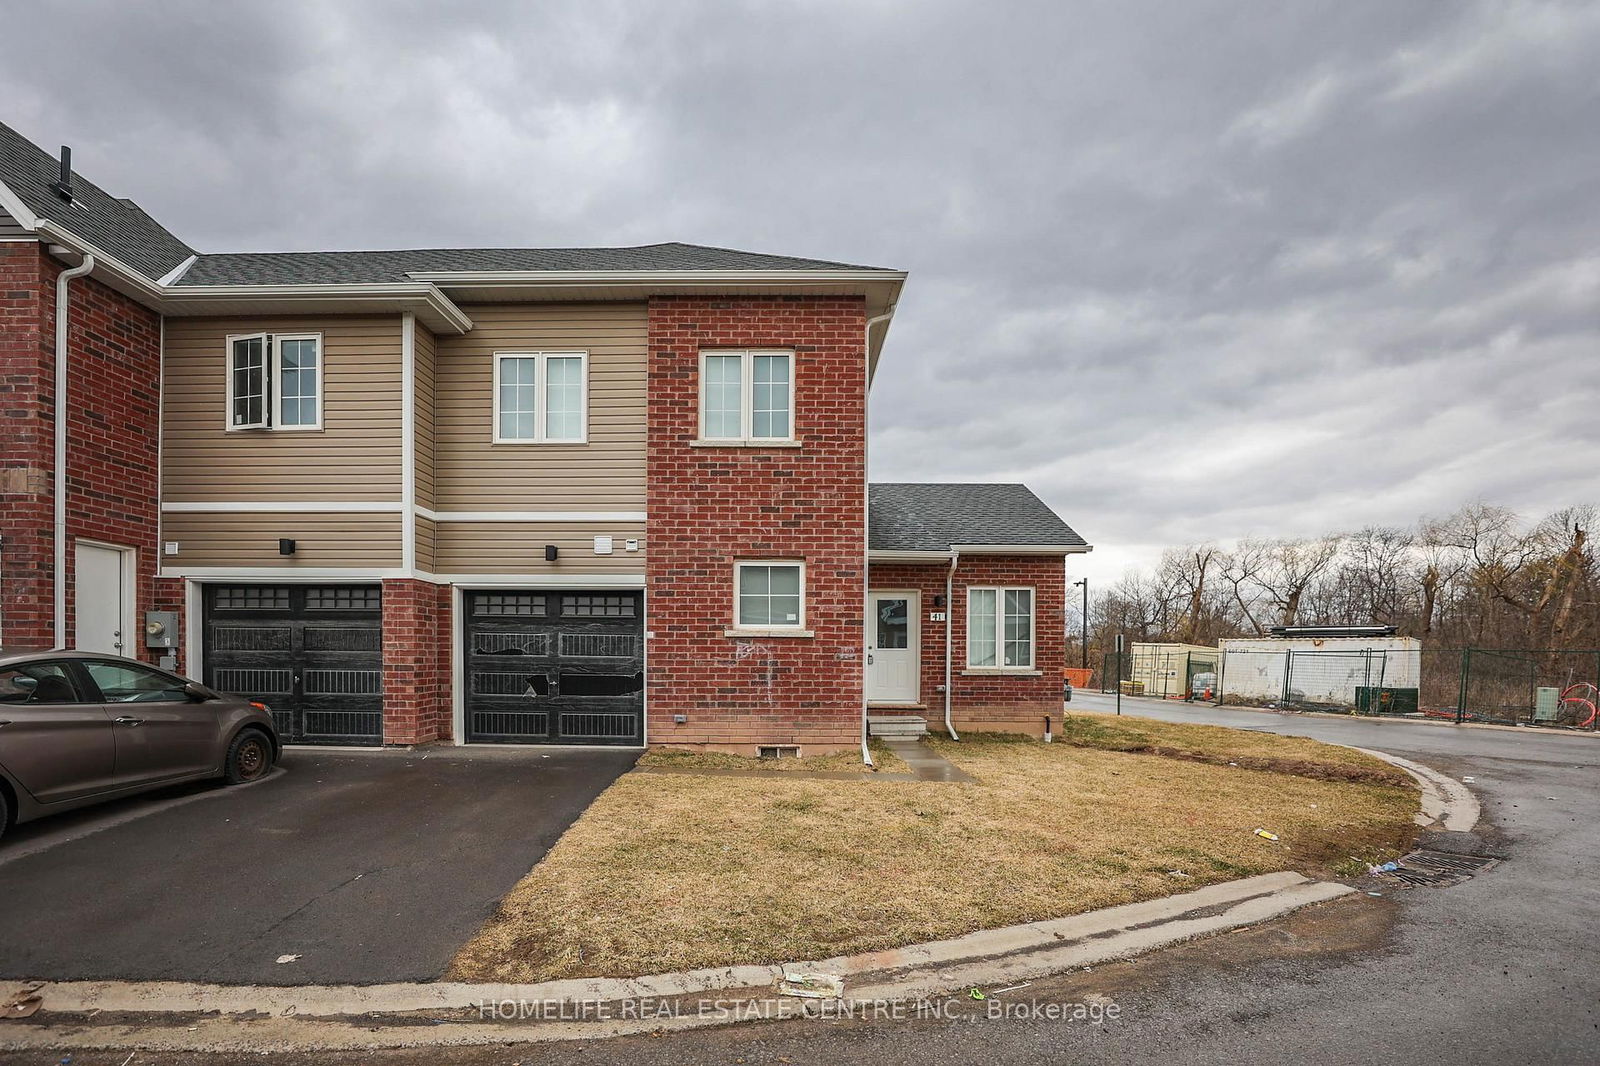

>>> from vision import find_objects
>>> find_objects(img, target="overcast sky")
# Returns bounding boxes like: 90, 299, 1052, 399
7, 1, 1598, 586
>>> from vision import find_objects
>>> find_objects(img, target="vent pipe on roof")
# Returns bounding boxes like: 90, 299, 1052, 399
49, 146, 74, 203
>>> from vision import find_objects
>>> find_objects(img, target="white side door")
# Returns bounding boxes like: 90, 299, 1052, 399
74, 541, 133, 655
867, 591, 919, 703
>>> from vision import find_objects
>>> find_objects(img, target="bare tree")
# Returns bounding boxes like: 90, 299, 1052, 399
1252, 537, 1343, 627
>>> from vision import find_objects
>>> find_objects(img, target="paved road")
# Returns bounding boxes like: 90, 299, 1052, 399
0, 746, 636, 985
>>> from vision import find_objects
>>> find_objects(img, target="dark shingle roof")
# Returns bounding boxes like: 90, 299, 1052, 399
177, 243, 884, 286
0, 121, 194, 280
869, 483, 1088, 552
0, 121, 891, 287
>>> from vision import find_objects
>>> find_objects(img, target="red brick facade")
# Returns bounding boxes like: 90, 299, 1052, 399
0, 242, 163, 660
644, 296, 868, 754
869, 555, 1066, 736
380, 578, 453, 745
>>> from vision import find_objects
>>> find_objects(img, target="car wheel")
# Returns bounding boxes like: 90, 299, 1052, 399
0, 788, 9, 841
224, 728, 274, 785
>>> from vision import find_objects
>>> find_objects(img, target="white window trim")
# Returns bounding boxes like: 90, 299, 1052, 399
697, 349, 796, 444
223, 332, 324, 432
273, 333, 323, 432
731, 559, 807, 634
492, 350, 589, 445
966, 585, 1036, 671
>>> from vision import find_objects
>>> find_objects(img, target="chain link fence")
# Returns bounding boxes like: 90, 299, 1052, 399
1217, 646, 1420, 715
1448, 648, 1600, 728
1100, 640, 1600, 731
1099, 647, 1219, 699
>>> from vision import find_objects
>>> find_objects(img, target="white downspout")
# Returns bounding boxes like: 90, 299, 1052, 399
52, 252, 95, 650
944, 549, 960, 740
861, 305, 896, 767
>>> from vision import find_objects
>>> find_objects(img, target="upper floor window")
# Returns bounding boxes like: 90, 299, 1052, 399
700, 350, 793, 442
967, 587, 1034, 669
494, 351, 587, 443
227, 333, 322, 431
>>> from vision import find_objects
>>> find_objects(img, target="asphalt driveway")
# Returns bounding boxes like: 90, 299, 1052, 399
0, 745, 637, 985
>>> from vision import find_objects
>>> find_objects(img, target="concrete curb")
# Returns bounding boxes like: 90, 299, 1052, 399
1353, 747, 1481, 832
1, 871, 1354, 1051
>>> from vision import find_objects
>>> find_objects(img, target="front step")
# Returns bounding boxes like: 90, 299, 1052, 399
868, 714, 928, 738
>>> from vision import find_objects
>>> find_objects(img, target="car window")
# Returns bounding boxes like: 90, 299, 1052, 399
0, 663, 81, 705
81, 661, 189, 704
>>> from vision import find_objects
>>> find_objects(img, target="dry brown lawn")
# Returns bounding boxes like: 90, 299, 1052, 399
1056, 711, 1411, 786
450, 724, 1418, 983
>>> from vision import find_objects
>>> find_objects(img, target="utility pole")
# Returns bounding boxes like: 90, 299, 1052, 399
1115, 633, 1124, 716
1072, 578, 1089, 672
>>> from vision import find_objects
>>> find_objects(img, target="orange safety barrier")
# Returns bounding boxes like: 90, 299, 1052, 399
1063, 668, 1093, 689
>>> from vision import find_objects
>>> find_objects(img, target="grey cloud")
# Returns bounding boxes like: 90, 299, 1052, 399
4, 0, 1597, 585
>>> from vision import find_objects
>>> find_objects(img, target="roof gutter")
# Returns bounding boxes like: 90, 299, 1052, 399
51, 248, 95, 649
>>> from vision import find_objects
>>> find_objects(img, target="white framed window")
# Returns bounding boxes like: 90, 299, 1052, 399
967, 586, 1034, 669
699, 349, 793, 442
225, 333, 322, 431
734, 560, 805, 630
493, 351, 588, 443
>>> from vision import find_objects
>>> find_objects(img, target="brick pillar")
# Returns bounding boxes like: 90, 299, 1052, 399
382, 578, 451, 745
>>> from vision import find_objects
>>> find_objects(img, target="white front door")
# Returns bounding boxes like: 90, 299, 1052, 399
867, 591, 919, 703
75, 541, 132, 655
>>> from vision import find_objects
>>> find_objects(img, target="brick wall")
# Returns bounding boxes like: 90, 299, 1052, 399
645, 296, 868, 754
381, 577, 453, 745
0, 242, 163, 658
869, 555, 1066, 736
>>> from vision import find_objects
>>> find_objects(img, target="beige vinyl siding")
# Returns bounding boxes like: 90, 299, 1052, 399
163, 315, 404, 503
415, 514, 437, 574
414, 322, 437, 510
433, 521, 646, 574
434, 303, 646, 511
162, 512, 402, 568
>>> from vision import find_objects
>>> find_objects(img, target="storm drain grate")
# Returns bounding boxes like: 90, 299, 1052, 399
1375, 850, 1499, 889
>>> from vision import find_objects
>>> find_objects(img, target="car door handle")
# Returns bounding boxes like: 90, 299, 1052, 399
114, 716, 145, 726
0, 720, 10, 728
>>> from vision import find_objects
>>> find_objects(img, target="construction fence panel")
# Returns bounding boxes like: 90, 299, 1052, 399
1101, 649, 1219, 699
1218, 646, 1421, 715
1455, 649, 1600, 729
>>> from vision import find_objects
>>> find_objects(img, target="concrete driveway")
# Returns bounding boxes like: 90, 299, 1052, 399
0, 745, 637, 985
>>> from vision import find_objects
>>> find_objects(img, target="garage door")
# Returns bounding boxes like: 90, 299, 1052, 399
465, 590, 643, 745
203, 584, 384, 745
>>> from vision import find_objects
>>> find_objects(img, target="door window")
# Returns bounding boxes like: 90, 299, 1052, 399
876, 598, 909, 649
0, 663, 81, 704
81, 661, 190, 703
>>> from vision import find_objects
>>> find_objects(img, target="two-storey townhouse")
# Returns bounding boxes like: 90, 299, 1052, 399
0, 122, 1090, 758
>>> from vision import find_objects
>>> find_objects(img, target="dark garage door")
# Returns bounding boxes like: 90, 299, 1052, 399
465, 590, 643, 745
203, 584, 384, 745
